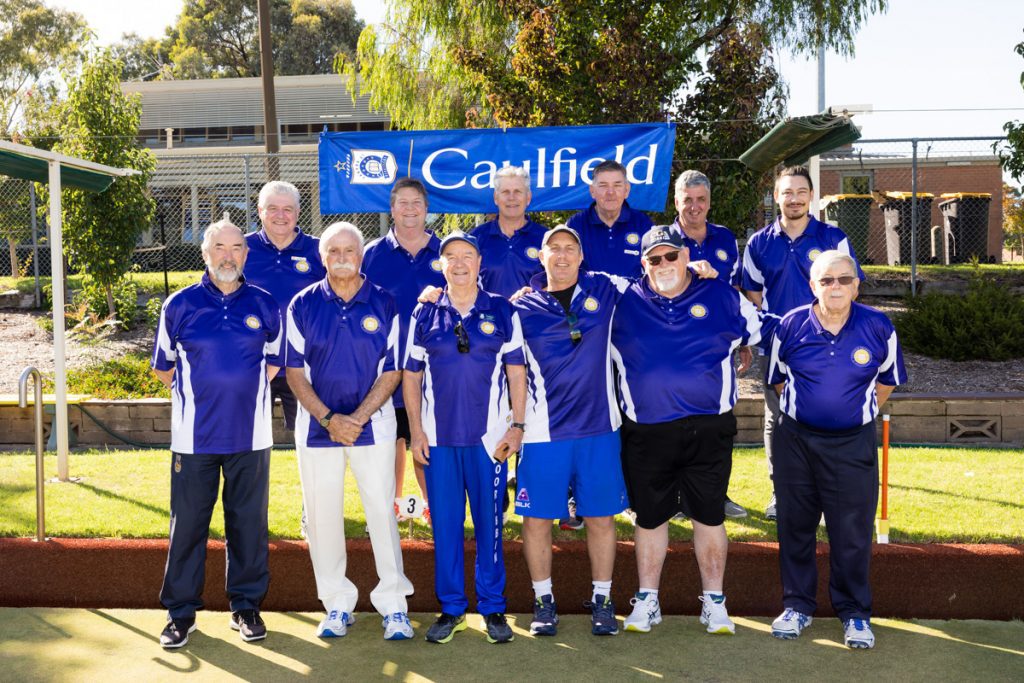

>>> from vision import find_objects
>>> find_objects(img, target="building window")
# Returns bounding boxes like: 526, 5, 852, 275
231, 126, 256, 142
207, 126, 229, 142
284, 123, 312, 141
360, 121, 387, 131
841, 173, 873, 194
182, 127, 207, 144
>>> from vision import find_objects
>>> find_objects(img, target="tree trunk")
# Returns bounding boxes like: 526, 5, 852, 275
8, 239, 17, 277
105, 284, 116, 318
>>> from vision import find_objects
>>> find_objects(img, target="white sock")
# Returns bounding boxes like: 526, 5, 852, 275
639, 587, 659, 599
532, 578, 553, 600
592, 580, 612, 602
703, 590, 725, 603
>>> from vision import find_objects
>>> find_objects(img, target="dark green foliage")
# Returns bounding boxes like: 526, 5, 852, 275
895, 276, 1024, 361
44, 352, 169, 399
73, 278, 139, 328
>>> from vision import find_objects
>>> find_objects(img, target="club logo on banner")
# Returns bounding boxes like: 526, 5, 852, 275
319, 123, 676, 214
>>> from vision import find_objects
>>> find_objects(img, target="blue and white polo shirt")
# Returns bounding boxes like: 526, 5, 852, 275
404, 290, 525, 449
286, 277, 400, 448
741, 216, 864, 317
611, 276, 761, 423
513, 271, 627, 443
362, 229, 446, 408
675, 220, 741, 287
768, 301, 907, 432
152, 273, 282, 454
471, 218, 548, 298
244, 228, 326, 312
566, 201, 653, 278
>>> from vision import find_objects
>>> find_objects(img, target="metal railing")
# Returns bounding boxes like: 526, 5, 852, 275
18, 366, 46, 542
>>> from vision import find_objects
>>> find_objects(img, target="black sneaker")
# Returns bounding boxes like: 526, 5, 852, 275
230, 609, 267, 642
484, 612, 514, 644
160, 617, 196, 649
584, 594, 619, 636
424, 613, 466, 644
530, 594, 559, 636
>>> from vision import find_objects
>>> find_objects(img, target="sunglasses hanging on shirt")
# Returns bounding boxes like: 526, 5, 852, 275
453, 320, 471, 353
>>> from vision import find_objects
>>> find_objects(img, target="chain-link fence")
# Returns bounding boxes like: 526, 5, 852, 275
818, 137, 1005, 270
0, 138, 1010, 297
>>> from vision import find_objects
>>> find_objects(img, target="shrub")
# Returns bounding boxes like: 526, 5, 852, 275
894, 276, 1024, 361
45, 353, 169, 399
74, 278, 139, 329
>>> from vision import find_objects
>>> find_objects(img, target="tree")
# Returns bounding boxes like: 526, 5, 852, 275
115, 0, 364, 80
340, 0, 885, 132
998, 32, 1024, 183
1004, 183, 1024, 259
51, 52, 156, 317
0, 0, 89, 133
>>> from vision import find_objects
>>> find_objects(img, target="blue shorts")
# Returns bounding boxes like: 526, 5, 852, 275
514, 431, 628, 519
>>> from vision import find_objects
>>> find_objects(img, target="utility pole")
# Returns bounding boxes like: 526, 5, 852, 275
257, 0, 280, 181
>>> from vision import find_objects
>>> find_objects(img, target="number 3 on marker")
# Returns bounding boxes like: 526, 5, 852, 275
395, 495, 424, 519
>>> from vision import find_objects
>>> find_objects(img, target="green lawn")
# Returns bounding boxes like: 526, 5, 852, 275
0, 271, 201, 298
1, 446, 1020, 543
862, 263, 1024, 282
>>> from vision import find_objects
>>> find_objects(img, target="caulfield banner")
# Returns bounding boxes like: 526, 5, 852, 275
318, 123, 676, 214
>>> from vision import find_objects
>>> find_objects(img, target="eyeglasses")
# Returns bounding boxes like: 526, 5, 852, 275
567, 313, 582, 347
454, 321, 470, 353
817, 275, 857, 287
645, 251, 681, 267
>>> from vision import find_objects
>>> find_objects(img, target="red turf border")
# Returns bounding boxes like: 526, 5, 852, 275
1, 539, 1020, 620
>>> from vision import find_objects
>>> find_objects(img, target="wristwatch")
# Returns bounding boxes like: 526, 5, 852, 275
319, 411, 335, 428
511, 422, 526, 431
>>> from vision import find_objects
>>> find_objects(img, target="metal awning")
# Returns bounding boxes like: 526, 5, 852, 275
739, 112, 862, 172
0, 139, 138, 480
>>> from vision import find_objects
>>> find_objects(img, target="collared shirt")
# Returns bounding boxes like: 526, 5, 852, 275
151, 273, 282, 455
674, 219, 741, 286
741, 216, 865, 317
471, 217, 548, 298
362, 229, 446, 408
768, 301, 907, 432
286, 277, 400, 448
611, 277, 761, 424
513, 271, 626, 443
566, 201, 653, 278
404, 290, 525, 448
244, 228, 326, 312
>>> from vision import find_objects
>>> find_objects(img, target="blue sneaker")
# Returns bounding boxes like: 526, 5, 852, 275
530, 594, 559, 636
843, 618, 875, 649
382, 612, 414, 640
584, 594, 619, 636
771, 608, 812, 640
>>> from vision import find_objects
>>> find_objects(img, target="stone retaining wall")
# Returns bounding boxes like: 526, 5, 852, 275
3, 394, 1023, 446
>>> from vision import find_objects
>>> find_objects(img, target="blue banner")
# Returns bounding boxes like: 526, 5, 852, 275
318, 123, 676, 214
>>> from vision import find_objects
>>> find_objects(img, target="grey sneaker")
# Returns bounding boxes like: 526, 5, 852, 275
765, 494, 777, 521
843, 618, 875, 649
771, 608, 812, 639
724, 498, 748, 519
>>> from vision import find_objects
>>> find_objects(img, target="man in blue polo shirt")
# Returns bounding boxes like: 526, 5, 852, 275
741, 165, 864, 520
610, 226, 761, 636
285, 221, 415, 641
244, 181, 326, 434
404, 231, 526, 645
471, 165, 548, 298
567, 159, 653, 277
673, 169, 750, 519
151, 217, 282, 649
512, 225, 629, 638
767, 250, 904, 650
363, 177, 445, 523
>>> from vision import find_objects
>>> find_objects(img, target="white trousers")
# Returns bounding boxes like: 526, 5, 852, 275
297, 440, 413, 615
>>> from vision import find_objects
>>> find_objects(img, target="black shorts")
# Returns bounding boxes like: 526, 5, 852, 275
620, 412, 737, 528
395, 406, 411, 443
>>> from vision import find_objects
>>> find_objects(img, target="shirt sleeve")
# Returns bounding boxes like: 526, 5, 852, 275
383, 309, 400, 374
876, 323, 907, 387
737, 292, 761, 347
741, 237, 765, 292
500, 310, 526, 366
285, 298, 305, 368
728, 248, 742, 287
403, 310, 427, 373
264, 304, 283, 367
151, 296, 177, 371
767, 324, 789, 386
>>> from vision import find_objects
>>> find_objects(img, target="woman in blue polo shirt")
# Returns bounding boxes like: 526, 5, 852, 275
767, 249, 906, 650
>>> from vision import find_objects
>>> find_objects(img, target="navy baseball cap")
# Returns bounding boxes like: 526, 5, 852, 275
641, 225, 685, 256
440, 230, 480, 254
541, 224, 582, 248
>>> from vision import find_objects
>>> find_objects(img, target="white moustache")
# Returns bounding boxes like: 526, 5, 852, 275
330, 262, 357, 274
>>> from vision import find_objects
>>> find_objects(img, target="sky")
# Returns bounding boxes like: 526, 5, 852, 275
49, 0, 1024, 141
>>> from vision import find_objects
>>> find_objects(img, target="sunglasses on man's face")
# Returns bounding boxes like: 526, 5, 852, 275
566, 313, 582, 346
645, 251, 681, 267
454, 321, 470, 353
817, 275, 857, 287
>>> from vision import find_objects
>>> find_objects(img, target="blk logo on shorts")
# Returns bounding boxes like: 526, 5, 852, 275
516, 488, 530, 508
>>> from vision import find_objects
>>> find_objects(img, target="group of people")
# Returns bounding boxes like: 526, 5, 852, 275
151, 159, 905, 652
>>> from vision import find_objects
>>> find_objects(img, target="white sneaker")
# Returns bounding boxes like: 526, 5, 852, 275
316, 610, 354, 638
771, 608, 812, 639
623, 592, 662, 633
382, 612, 415, 640
843, 618, 875, 649
698, 595, 735, 634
